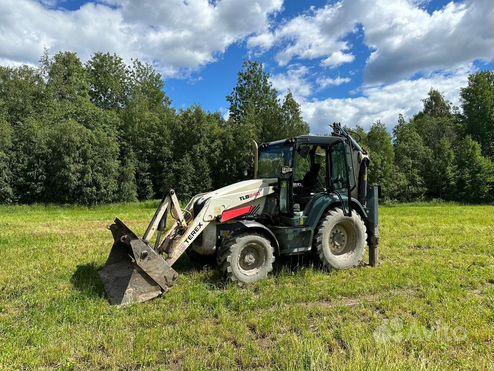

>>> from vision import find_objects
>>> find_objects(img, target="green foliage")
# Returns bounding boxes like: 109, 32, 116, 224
281, 92, 310, 138
129, 59, 171, 110
365, 121, 403, 198
393, 117, 428, 200
358, 86, 494, 204
0, 53, 311, 205
0, 203, 492, 370
10, 118, 50, 203
86, 52, 129, 110
408, 91, 460, 200
117, 144, 138, 202
172, 152, 197, 201
227, 61, 309, 143
44, 120, 119, 204
419, 88, 453, 118
454, 136, 494, 203
460, 71, 494, 157
0, 116, 13, 202
424, 137, 456, 200
0, 51, 178, 204
225, 61, 282, 183
168, 106, 216, 196
224, 61, 309, 184
45, 52, 90, 102
0, 65, 47, 124
227, 61, 279, 141
120, 95, 172, 200
0, 51, 491, 204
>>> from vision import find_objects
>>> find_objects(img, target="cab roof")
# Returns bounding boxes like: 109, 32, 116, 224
261, 135, 344, 147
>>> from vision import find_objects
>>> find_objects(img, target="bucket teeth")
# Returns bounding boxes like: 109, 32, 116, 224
99, 218, 177, 305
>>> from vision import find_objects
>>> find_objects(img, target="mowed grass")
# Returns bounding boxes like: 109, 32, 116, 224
0, 202, 492, 371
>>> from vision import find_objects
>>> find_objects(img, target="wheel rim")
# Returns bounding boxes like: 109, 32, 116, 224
238, 242, 266, 275
329, 221, 354, 255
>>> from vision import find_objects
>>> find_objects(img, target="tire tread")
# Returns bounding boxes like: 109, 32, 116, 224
218, 232, 275, 284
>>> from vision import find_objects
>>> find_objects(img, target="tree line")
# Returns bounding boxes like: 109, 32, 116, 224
354, 78, 493, 203
0, 52, 308, 204
0, 51, 492, 205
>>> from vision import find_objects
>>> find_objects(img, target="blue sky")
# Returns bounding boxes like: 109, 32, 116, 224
164, 0, 463, 112
0, 0, 492, 132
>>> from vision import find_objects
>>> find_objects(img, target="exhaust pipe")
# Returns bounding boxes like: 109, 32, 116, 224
253, 140, 258, 178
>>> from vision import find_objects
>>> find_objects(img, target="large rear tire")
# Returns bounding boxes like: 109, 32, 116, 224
315, 207, 366, 270
218, 233, 275, 284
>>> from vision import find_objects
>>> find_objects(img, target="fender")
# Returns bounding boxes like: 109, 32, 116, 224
236, 220, 280, 251
349, 198, 368, 219
304, 193, 368, 228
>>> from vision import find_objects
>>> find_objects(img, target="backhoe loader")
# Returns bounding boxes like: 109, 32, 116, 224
99, 123, 380, 305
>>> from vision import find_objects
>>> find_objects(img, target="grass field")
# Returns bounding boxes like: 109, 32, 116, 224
0, 202, 492, 371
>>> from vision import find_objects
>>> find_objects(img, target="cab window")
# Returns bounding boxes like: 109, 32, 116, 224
258, 144, 293, 178
294, 144, 327, 191
330, 142, 349, 190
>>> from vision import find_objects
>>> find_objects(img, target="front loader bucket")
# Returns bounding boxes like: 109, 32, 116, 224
99, 218, 178, 305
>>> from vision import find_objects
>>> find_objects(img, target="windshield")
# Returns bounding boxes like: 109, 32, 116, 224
258, 144, 293, 178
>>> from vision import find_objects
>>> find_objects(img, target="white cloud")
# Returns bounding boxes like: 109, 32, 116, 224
270, 66, 352, 102
361, 0, 493, 83
269, 65, 313, 100
0, 0, 282, 76
247, 32, 275, 50
0, 0, 490, 129
302, 66, 472, 134
270, 66, 352, 100
248, 2, 356, 67
248, 0, 492, 134
248, 0, 493, 83
316, 76, 351, 90
321, 51, 355, 68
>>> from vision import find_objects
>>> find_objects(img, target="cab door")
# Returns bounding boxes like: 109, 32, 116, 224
329, 141, 354, 212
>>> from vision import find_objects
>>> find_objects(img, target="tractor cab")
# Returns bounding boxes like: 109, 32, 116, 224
257, 127, 363, 217
256, 124, 379, 261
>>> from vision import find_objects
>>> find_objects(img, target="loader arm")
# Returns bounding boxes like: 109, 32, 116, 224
163, 183, 275, 265
142, 189, 186, 244
99, 182, 275, 305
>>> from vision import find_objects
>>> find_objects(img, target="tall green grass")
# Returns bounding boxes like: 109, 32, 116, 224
0, 203, 492, 370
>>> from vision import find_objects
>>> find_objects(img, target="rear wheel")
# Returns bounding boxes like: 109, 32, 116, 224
218, 233, 275, 284
315, 207, 366, 270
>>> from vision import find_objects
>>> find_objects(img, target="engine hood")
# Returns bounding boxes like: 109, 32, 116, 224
196, 178, 277, 204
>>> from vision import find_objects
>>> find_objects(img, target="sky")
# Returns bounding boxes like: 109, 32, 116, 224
0, 0, 492, 133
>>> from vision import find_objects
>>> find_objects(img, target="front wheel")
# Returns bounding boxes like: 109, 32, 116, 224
218, 233, 275, 284
315, 207, 367, 270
